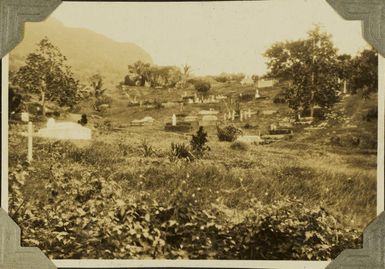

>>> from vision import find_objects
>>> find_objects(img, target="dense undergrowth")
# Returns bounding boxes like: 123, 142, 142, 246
8, 126, 375, 260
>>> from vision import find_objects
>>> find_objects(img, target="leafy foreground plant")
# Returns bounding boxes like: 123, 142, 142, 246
9, 156, 361, 260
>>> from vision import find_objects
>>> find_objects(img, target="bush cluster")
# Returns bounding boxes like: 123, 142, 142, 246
7, 130, 365, 260
9, 157, 361, 260
217, 125, 243, 142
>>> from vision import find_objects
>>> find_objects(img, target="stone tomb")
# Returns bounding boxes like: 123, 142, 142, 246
131, 116, 155, 126
37, 118, 91, 140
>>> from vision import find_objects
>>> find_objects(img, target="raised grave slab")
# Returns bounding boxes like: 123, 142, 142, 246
37, 121, 91, 140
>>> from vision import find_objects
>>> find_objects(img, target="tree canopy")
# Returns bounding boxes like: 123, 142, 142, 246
349, 48, 378, 96
264, 26, 340, 116
12, 37, 79, 116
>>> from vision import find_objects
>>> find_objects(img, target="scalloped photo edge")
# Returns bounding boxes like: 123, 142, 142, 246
1, 1, 384, 269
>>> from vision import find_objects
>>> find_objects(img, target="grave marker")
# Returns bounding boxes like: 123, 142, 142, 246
255, 89, 260, 99
172, 114, 177, 126
21, 112, 29, 122
47, 118, 55, 128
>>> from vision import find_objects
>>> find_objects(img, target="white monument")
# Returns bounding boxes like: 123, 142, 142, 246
172, 114, 177, 126
21, 112, 29, 122
255, 89, 261, 99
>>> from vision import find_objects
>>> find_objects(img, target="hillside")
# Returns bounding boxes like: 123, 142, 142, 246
9, 17, 153, 88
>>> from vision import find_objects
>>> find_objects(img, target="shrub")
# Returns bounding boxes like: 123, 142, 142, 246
228, 198, 362, 260
239, 94, 254, 102
192, 80, 211, 94
190, 127, 210, 158
141, 140, 156, 157
363, 107, 377, 122
95, 95, 112, 107
95, 119, 115, 132
273, 91, 287, 104
169, 143, 194, 161
214, 76, 228, 83
217, 125, 243, 142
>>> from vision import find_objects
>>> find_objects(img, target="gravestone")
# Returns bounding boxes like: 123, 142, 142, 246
172, 114, 177, 126
47, 118, 55, 128
198, 109, 219, 115
255, 89, 260, 99
21, 112, 29, 122
200, 115, 218, 126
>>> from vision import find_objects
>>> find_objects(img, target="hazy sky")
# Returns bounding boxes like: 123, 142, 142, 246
52, 0, 369, 76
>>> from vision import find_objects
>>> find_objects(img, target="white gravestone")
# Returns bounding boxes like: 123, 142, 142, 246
255, 89, 260, 99
47, 118, 55, 128
172, 114, 177, 126
21, 112, 29, 122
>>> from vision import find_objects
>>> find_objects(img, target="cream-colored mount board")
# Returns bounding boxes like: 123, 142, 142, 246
0, 0, 384, 269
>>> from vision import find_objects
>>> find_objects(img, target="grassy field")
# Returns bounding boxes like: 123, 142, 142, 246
8, 83, 378, 260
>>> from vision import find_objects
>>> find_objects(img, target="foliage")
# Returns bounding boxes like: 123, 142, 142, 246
264, 26, 340, 116
336, 54, 353, 82
141, 140, 156, 157
349, 48, 378, 96
273, 90, 287, 104
12, 37, 79, 115
363, 107, 377, 122
9, 85, 24, 116
7, 129, 373, 260
217, 125, 243, 142
214, 73, 245, 83
190, 127, 210, 158
228, 198, 362, 260
169, 143, 194, 161
89, 75, 112, 112
124, 61, 183, 88
191, 79, 211, 95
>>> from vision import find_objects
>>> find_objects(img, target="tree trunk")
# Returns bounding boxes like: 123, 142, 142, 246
310, 71, 315, 118
310, 103, 314, 118
41, 91, 46, 119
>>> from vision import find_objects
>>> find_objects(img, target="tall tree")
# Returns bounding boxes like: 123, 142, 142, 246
349, 48, 378, 97
13, 37, 79, 117
264, 26, 340, 117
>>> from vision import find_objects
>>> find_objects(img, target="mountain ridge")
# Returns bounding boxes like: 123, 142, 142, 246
9, 17, 153, 87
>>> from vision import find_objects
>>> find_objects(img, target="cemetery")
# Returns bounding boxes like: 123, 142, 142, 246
6, 23, 378, 261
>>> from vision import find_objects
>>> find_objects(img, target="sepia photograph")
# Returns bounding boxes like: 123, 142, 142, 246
2, 0, 382, 264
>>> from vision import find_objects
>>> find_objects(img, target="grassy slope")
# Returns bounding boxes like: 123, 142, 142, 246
14, 82, 377, 231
